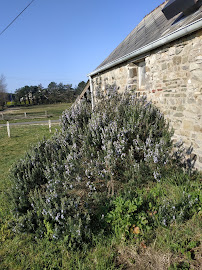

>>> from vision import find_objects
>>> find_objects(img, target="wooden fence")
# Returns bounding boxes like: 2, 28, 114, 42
1, 111, 51, 121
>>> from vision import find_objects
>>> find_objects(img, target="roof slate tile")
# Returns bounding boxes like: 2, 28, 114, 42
95, 0, 202, 71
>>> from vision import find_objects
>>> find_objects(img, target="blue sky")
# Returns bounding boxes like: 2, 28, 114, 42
1, 0, 164, 92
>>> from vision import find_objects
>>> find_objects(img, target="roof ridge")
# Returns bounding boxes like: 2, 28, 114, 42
143, 0, 168, 19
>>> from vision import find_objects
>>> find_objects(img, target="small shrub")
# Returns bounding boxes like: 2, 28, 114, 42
157, 191, 200, 227
106, 195, 151, 239
168, 262, 190, 270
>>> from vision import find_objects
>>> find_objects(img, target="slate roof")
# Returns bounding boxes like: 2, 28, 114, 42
94, 0, 202, 72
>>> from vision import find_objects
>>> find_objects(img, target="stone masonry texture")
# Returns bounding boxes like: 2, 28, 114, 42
92, 29, 202, 170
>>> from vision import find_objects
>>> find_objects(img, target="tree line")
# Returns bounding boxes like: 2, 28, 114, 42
14, 81, 86, 105
0, 76, 86, 110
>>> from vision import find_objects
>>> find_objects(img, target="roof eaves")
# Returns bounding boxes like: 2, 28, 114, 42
88, 17, 202, 77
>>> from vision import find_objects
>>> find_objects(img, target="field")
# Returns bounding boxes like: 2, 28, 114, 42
0, 103, 72, 124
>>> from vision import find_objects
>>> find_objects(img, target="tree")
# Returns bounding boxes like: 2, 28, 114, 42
0, 74, 7, 110
15, 86, 30, 105
75, 81, 86, 95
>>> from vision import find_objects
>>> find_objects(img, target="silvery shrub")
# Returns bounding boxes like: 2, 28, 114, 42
10, 91, 179, 246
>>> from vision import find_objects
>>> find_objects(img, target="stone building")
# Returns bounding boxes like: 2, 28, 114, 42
86, 0, 202, 169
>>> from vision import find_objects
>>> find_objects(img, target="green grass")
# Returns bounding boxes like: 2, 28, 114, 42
0, 124, 60, 180
0, 235, 118, 270
0, 103, 72, 124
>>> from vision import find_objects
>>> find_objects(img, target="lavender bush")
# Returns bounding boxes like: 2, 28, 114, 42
10, 92, 179, 245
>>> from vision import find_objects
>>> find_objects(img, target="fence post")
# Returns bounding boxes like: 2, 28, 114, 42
7, 121, 10, 138
1, 113, 4, 120
49, 120, 51, 133
24, 112, 27, 118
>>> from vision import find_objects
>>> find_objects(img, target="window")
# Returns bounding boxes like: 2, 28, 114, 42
138, 61, 146, 89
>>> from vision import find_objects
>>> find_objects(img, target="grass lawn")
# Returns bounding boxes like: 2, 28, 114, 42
0, 103, 72, 124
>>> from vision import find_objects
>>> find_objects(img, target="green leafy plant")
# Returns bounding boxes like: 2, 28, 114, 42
106, 195, 151, 239
168, 261, 190, 270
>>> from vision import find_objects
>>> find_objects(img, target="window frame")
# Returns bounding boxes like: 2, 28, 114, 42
138, 61, 146, 89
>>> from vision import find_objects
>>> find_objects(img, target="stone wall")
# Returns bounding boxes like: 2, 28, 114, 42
92, 29, 202, 170
92, 63, 128, 103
